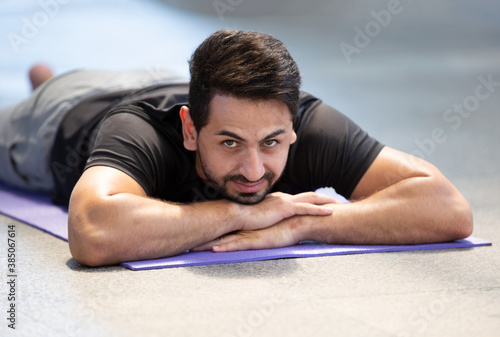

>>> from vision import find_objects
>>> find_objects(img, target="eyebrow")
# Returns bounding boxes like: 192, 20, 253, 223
215, 129, 286, 143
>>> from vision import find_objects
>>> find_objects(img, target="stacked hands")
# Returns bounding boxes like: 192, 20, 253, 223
192, 191, 342, 253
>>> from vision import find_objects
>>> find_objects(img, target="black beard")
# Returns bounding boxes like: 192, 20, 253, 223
197, 150, 276, 205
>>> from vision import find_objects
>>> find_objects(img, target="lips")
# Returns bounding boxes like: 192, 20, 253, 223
231, 180, 265, 193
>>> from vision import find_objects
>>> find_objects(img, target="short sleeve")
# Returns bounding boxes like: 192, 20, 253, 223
284, 95, 384, 198
85, 108, 173, 196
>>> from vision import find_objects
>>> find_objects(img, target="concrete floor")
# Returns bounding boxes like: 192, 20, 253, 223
1, 0, 499, 336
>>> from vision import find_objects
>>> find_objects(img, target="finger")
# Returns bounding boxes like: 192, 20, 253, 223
212, 237, 261, 252
191, 239, 223, 251
266, 191, 290, 198
190, 242, 215, 251
291, 192, 341, 205
214, 226, 296, 252
293, 202, 333, 216
191, 234, 240, 251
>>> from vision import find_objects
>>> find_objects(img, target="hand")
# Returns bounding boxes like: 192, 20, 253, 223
192, 217, 300, 252
236, 191, 339, 231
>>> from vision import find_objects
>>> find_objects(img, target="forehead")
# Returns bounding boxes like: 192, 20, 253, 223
206, 94, 292, 132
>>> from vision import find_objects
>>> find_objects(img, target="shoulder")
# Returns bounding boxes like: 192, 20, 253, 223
295, 91, 351, 137
284, 91, 383, 198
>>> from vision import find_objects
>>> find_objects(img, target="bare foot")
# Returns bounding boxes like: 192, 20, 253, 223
29, 64, 54, 90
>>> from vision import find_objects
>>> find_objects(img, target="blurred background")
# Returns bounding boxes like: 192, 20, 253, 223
1, 0, 499, 192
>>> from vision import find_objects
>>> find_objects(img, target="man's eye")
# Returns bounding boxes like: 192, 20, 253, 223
263, 140, 278, 147
223, 140, 238, 148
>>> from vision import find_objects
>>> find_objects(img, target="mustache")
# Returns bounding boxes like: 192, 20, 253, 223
224, 171, 275, 184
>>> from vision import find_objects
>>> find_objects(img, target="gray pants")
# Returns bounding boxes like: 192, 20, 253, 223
0, 69, 185, 193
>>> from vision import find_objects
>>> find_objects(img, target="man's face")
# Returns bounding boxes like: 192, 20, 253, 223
183, 94, 297, 204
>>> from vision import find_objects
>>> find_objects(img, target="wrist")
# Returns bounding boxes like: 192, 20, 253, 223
294, 205, 338, 243
287, 215, 314, 243
223, 199, 246, 231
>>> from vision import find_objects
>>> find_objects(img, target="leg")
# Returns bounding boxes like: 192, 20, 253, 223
1, 66, 187, 193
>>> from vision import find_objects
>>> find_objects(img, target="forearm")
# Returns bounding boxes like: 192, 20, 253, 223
69, 189, 337, 266
302, 176, 473, 245
69, 194, 241, 266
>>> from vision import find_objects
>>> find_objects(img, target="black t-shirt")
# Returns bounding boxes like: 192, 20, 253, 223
50, 83, 384, 205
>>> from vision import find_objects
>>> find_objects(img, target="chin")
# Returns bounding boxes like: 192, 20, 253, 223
224, 190, 269, 205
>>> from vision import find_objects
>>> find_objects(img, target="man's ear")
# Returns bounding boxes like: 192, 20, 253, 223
290, 130, 297, 145
180, 106, 198, 151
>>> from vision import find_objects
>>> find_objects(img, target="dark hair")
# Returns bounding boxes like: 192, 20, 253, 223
188, 29, 301, 131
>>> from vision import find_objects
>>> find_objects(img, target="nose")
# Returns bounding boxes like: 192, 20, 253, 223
239, 148, 265, 182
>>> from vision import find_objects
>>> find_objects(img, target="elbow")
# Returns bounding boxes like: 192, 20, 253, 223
455, 200, 474, 239
444, 194, 474, 241
68, 208, 113, 267
427, 174, 474, 241
68, 222, 109, 267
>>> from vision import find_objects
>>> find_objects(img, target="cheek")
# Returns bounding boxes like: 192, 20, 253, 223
265, 148, 290, 173
200, 144, 237, 173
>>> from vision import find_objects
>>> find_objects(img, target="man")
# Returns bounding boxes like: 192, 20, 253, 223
0, 30, 472, 266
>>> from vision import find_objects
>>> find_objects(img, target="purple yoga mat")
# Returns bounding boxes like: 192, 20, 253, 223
121, 237, 491, 270
0, 182, 68, 241
0, 181, 492, 270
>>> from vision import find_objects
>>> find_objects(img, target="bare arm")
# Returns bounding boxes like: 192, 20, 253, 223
68, 166, 337, 266
304, 147, 473, 244
195, 147, 473, 251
